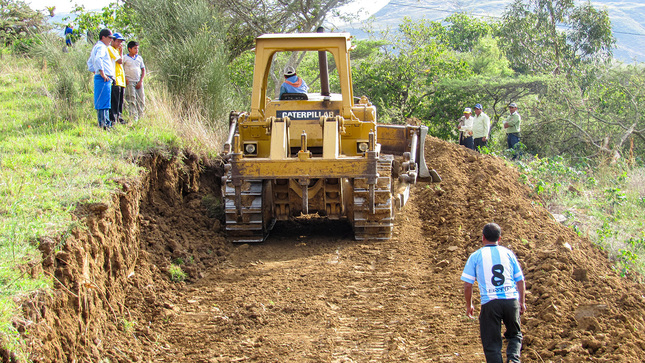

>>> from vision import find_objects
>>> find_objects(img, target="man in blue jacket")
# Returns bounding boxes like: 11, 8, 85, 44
461, 223, 526, 363
279, 66, 309, 98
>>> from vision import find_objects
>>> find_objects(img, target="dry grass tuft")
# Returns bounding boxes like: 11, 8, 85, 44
146, 85, 228, 155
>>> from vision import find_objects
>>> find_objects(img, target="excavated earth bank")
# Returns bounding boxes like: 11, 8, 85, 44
4, 138, 645, 362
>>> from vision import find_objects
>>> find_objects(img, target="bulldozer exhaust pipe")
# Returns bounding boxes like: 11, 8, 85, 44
317, 26, 330, 97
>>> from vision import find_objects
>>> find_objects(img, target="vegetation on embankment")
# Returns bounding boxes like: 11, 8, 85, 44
514, 155, 645, 278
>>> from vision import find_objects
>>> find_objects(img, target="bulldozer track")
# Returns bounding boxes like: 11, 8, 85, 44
223, 179, 267, 243
352, 156, 394, 241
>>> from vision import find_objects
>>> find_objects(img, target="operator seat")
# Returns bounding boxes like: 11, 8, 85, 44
280, 93, 308, 101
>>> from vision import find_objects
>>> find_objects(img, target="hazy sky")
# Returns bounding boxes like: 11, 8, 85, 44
27, 0, 111, 13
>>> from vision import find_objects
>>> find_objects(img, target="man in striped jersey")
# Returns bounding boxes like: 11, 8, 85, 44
461, 223, 526, 363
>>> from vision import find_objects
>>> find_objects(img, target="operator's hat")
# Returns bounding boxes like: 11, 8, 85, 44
509, 102, 518, 108
284, 66, 296, 77
463, 107, 472, 114
474, 103, 482, 109
111, 32, 125, 40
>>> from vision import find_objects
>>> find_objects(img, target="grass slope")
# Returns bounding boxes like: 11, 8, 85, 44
0, 49, 222, 355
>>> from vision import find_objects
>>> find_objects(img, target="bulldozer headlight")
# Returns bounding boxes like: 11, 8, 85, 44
244, 143, 257, 155
357, 142, 369, 153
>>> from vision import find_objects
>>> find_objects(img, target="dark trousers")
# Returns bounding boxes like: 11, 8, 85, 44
474, 137, 487, 151
506, 133, 520, 150
110, 85, 125, 123
479, 299, 522, 363
461, 136, 474, 150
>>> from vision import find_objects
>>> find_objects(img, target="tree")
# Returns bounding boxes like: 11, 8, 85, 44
441, 13, 499, 53
466, 35, 514, 76
568, 2, 614, 64
499, 0, 615, 75
352, 18, 471, 127
67, 2, 139, 43
527, 65, 645, 161
218, 0, 354, 59
0, 0, 46, 51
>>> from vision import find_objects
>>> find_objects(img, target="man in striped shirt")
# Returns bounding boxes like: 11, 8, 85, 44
461, 223, 526, 363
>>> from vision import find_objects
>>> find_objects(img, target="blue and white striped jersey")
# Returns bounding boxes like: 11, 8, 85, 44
461, 245, 524, 305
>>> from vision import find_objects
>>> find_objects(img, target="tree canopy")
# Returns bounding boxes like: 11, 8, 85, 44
0, 0, 46, 51
499, 0, 615, 75
218, 0, 354, 58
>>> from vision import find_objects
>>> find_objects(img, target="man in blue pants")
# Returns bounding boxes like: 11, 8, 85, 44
461, 223, 526, 363
87, 28, 114, 130
504, 103, 521, 150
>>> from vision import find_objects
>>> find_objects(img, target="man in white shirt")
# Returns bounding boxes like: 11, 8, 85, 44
87, 28, 114, 129
472, 103, 491, 152
457, 107, 474, 150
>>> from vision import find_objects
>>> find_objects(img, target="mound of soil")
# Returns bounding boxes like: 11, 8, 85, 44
419, 138, 645, 362
6, 138, 645, 362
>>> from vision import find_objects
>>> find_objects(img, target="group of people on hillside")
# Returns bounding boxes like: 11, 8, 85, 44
457, 103, 522, 152
86, 29, 146, 130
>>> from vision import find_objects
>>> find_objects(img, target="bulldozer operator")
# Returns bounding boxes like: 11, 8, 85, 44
279, 66, 309, 99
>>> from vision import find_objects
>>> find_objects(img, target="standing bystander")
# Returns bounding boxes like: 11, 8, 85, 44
108, 33, 126, 124
472, 103, 490, 152
504, 103, 521, 150
461, 223, 526, 363
457, 108, 474, 150
122, 41, 146, 122
87, 28, 114, 130
64, 24, 74, 47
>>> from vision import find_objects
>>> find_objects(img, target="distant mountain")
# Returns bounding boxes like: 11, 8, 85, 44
338, 0, 645, 63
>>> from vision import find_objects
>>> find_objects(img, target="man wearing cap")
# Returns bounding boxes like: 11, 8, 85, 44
472, 104, 490, 152
87, 28, 114, 130
504, 103, 521, 150
279, 66, 309, 99
108, 33, 126, 125
457, 108, 474, 150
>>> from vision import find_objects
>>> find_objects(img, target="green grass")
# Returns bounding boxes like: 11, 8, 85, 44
0, 49, 226, 355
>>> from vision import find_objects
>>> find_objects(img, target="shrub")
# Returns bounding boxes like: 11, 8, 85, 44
1, 0, 48, 53
29, 34, 95, 122
168, 264, 186, 282
130, 0, 233, 122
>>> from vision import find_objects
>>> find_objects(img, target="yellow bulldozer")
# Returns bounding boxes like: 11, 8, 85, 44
221, 32, 440, 243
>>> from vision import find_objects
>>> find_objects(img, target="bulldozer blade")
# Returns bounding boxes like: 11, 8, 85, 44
417, 126, 431, 179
